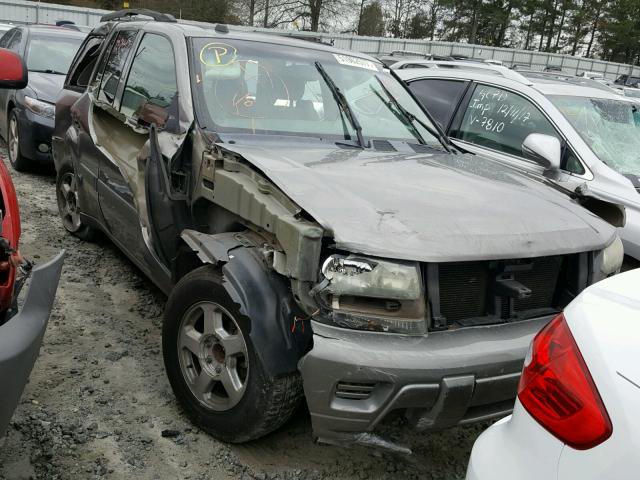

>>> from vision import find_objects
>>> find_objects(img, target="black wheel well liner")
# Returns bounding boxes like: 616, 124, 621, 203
174, 234, 312, 377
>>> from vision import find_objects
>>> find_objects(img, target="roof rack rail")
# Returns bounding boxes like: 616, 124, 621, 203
396, 60, 534, 85
389, 49, 431, 58
100, 9, 177, 23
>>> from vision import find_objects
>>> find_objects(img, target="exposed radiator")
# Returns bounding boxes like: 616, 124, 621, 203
436, 256, 564, 324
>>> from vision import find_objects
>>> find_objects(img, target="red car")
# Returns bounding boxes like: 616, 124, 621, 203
0, 48, 63, 435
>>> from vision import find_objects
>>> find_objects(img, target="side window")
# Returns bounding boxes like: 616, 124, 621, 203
6, 29, 22, 52
451, 84, 558, 157
67, 36, 104, 90
562, 146, 585, 175
96, 30, 137, 106
120, 33, 177, 130
0, 30, 14, 49
408, 78, 469, 130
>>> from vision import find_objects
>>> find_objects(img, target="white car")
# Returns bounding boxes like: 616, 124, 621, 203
398, 67, 640, 262
578, 70, 605, 80
466, 268, 640, 480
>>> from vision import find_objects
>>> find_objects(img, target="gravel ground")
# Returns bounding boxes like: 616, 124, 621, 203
0, 140, 486, 480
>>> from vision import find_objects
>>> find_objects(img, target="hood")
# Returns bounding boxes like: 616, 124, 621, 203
219, 143, 615, 262
27, 71, 65, 104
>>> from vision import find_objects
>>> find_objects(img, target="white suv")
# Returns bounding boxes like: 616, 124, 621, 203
398, 67, 640, 262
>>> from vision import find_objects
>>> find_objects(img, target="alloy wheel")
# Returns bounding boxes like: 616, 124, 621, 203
177, 301, 249, 411
8, 115, 19, 163
57, 172, 83, 233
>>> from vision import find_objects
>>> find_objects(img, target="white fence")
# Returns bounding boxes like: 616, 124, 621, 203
2, 0, 640, 79
0, 0, 107, 27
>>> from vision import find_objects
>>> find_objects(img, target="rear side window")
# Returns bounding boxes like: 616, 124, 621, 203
96, 30, 137, 106
67, 36, 104, 90
5, 29, 22, 52
408, 78, 468, 130
0, 29, 15, 49
119, 33, 178, 130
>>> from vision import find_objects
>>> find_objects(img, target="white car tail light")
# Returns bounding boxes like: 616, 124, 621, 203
518, 313, 613, 450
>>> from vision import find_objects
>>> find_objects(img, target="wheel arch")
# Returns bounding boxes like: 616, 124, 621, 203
174, 231, 312, 378
5, 100, 15, 139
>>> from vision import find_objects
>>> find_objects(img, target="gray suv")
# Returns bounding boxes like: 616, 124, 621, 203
53, 10, 622, 448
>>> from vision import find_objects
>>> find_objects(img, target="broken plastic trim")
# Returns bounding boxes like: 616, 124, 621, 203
317, 431, 412, 455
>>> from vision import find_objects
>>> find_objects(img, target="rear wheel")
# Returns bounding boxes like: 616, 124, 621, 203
163, 265, 303, 443
7, 110, 30, 171
56, 167, 97, 241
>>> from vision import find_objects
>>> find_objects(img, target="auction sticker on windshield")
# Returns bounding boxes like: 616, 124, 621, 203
333, 54, 378, 71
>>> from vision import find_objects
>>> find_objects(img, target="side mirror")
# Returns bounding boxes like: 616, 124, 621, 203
522, 133, 561, 170
0, 48, 27, 90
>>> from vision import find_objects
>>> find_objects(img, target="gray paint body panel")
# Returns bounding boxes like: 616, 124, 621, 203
0, 251, 64, 435
220, 142, 616, 262
299, 316, 549, 441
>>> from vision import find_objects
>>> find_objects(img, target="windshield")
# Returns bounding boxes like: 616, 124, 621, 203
26, 34, 84, 74
550, 95, 640, 175
190, 38, 441, 147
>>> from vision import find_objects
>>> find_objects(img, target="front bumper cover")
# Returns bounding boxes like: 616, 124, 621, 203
16, 107, 55, 163
0, 251, 64, 435
298, 315, 552, 445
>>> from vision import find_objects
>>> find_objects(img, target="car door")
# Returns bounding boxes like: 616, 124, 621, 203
55, 31, 110, 225
446, 83, 587, 184
95, 31, 181, 273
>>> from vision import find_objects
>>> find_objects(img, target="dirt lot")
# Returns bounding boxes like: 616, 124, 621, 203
0, 140, 487, 480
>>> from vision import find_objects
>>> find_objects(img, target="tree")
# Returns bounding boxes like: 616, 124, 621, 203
598, 0, 640, 63
358, 1, 385, 36
406, 12, 430, 38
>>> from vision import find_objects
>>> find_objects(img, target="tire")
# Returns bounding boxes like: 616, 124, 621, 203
163, 265, 303, 443
55, 166, 98, 241
7, 110, 30, 171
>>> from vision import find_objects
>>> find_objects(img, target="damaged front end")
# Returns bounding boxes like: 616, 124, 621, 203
297, 235, 623, 451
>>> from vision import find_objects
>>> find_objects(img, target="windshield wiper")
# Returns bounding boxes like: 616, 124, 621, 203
30, 69, 67, 75
315, 61, 366, 148
373, 75, 453, 153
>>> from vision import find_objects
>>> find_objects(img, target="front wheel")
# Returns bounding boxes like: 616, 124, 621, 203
163, 265, 303, 443
56, 167, 97, 241
7, 110, 30, 171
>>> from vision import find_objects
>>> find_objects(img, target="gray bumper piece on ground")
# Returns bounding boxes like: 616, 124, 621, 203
298, 315, 552, 446
0, 251, 64, 435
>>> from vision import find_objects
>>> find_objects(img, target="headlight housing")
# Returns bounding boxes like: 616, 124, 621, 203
592, 236, 624, 283
24, 96, 55, 119
315, 254, 426, 334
